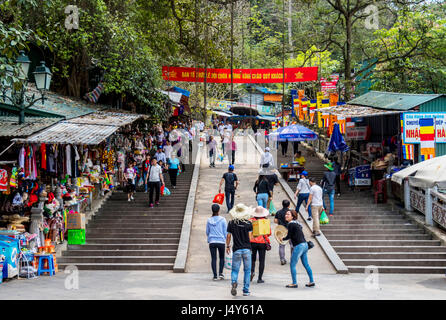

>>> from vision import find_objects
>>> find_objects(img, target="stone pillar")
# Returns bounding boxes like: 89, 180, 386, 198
404, 179, 413, 212
425, 187, 433, 226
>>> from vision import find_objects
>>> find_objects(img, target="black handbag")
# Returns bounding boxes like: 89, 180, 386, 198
263, 236, 271, 251
307, 241, 314, 250
262, 163, 270, 168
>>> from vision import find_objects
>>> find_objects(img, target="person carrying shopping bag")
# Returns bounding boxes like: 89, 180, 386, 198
249, 206, 271, 284
145, 158, 165, 208
280, 210, 315, 288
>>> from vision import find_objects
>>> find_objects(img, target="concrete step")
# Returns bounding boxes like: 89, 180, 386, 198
322, 224, 417, 230
329, 215, 406, 220
329, 240, 441, 246
86, 238, 180, 244
99, 206, 187, 211
68, 244, 178, 250
347, 266, 446, 274
326, 219, 408, 224
326, 211, 399, 216
325, 235, 431, 240
58, 256, 176, 264
339, 252, 446, 259
58, 263, 173, 270
95, 212, 185, 217
86, 232, 181, 238
92, 217, 182, 223
87, 223, 184, 228
63, 250, 178, 257
322, 229, 425, 235
333, 246, 446, 253
343, 259, 446, 267
86, 228, 182, 233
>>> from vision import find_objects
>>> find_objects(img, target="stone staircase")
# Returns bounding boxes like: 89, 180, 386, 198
278, 143, 446, 274
58, 165, 194, 270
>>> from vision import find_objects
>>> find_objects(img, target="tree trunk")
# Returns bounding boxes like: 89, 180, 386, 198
344, 14, 353, 100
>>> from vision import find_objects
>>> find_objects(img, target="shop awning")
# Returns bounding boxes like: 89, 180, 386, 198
12, 111, 142, 145
0, 117, 60, 138
257, 115, 277, 122
160, 90, 182, 105
391, 155, 446, 189
315, 105, 404, 118
212, 110, 234, 117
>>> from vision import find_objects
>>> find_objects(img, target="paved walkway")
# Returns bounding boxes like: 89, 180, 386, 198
1, 271, 445, 300
187, 134, 336, 277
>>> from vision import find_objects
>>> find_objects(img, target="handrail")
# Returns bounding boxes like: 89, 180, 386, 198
431, 190, 446, 202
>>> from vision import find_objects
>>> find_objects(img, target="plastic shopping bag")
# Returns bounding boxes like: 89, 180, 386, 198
320, 210, 330, 225
224, 250, 232, 270
160, 184, 165, 196
213, 193, 225, 205
218, 154, 224, 162
163, 187, 171, 196
269, 202, 277, 215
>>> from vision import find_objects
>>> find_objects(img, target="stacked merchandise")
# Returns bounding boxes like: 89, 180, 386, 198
66, 211, 86, 245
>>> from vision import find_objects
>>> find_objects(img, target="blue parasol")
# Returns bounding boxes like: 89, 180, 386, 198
270, 124, 318, 142
327, 123, 349, 153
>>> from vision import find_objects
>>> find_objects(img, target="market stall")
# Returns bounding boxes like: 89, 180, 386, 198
0, 111, 146, 281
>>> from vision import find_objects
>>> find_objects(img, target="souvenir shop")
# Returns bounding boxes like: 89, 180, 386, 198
0, 111, 151, 282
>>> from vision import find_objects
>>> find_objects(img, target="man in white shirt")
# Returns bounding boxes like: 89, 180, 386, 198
259, 147, 274, 175
306, 177, 323, 236
163, 142, 173, 162
294, 171, 312, 221
155, 147, 166, 164
145, 158, 165, 207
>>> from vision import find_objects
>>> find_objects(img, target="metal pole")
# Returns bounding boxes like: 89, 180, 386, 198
230, 0, 234, 102
282, 0, 285, 126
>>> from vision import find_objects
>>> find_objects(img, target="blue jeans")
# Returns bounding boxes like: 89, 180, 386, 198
256, 193, 269, 208
290, 242, 314, 285
225, 190, 235, 211
231, 249, 252, 294
143, 171, 149, 192
296, 193, 312, 217
323, 189, 335, 215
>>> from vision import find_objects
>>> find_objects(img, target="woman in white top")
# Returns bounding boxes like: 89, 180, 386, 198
294, 171, 312, 221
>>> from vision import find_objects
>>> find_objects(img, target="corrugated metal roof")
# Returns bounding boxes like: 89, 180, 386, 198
0, 117, 60, 137
348, 91, 444, 111
12, 111, 143, 145
1, 86, 107, 119
13, 122, 119, 145
67, 111, 142, 126
316, 105, 404, 118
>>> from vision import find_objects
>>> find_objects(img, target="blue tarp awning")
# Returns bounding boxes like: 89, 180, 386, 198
270, 124, 318, 141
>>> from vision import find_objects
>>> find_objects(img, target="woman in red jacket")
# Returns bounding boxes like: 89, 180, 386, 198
249, 206, 271, 284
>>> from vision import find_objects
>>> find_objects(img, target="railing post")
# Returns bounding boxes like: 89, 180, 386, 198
425, 187, 433, 226
404, 179, 413, 212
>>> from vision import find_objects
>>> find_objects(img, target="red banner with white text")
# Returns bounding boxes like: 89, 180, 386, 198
162, 66, 318, 83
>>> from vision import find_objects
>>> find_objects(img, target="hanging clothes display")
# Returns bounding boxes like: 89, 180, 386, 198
66, 145, 72, 177
18, 146, 25, 169
40, 143, 47, 170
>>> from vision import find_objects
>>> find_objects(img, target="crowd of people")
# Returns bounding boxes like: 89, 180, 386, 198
123, 121, 196, 207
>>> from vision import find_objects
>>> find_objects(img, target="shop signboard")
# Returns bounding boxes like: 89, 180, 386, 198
348, 165, 371, 186
321, 74, 339, 92
403, 112, 446, 144
345, 126, 368, 140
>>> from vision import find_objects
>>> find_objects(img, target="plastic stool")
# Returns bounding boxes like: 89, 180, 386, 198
37, 254, 55, 276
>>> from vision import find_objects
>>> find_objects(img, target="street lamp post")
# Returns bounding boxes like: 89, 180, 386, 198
0, 51, 52, 124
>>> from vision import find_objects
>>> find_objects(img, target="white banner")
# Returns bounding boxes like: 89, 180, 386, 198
346, 126, 368, 140
403, 112, 446, 144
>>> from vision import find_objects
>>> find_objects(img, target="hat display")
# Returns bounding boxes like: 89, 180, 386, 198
229, 203, 254, 222
324, 162, 334, 171
274, 225, 289, 245
252, 206, 269, 218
